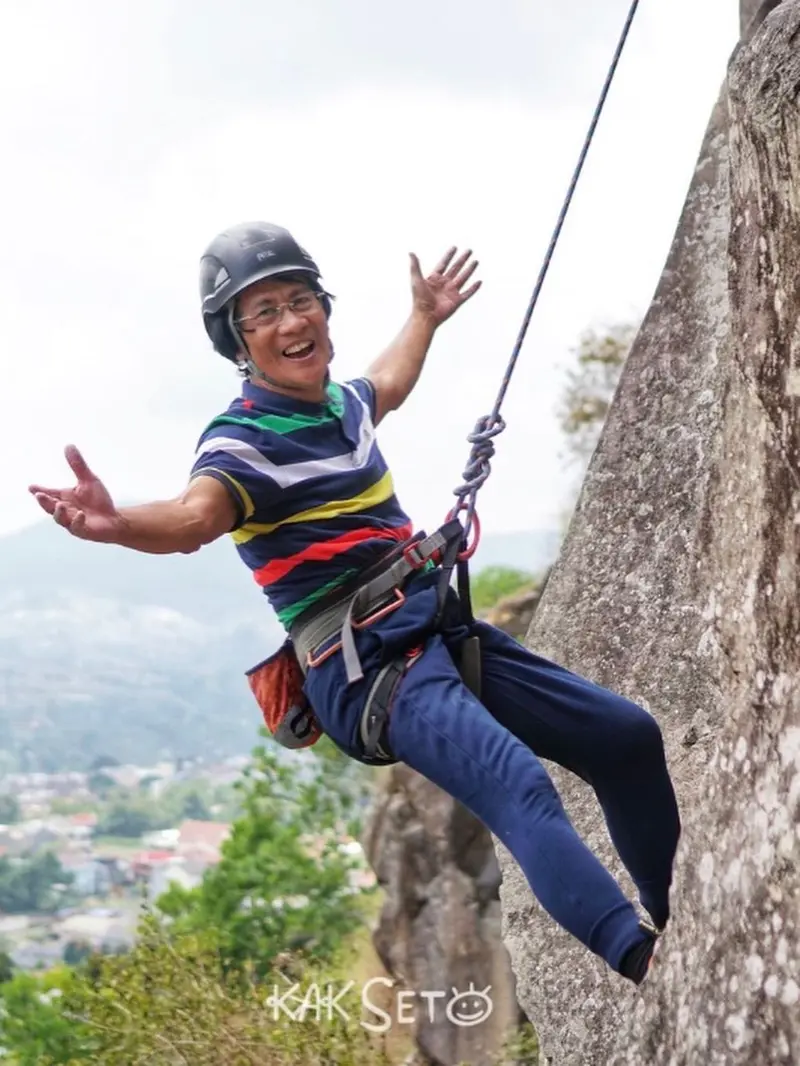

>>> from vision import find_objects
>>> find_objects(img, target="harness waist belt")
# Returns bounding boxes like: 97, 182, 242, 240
289, 518, 464, 684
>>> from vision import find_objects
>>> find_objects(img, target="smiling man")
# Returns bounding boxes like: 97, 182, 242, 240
29, 221, 680, 988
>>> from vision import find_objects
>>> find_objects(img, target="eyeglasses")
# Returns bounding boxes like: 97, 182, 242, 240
234, 291, 324, 331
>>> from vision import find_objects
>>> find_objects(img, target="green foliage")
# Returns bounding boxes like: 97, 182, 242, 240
49, 796, 99, 817
181, 788, 212, 820
0, 950, 14, 984
471, 566, 537, 612
89, 754, 120, 771
0, 853, 72, 914
496, 1020, 541, 1064
155, 741, 371, 979
62, 940, 93, 967
14, 914, 389, 1065
96, 795, 160, 837
558, 321, 637, 466
0, 966, 90, 1065
87, 771, 116, 798
0, 793, 21, 824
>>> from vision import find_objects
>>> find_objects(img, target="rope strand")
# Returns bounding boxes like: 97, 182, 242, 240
452, 0, 642, 542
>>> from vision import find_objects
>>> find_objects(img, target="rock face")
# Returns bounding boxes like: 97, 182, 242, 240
495, 4, 800, 1064
362, 761, 523, 1066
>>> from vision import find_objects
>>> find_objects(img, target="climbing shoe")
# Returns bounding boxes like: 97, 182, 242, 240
619, 920, 661, 985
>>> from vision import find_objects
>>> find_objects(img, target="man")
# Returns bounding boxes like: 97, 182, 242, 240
29, 221, 680, 986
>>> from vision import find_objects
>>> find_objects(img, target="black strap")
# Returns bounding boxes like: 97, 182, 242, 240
361, 657, 408, 762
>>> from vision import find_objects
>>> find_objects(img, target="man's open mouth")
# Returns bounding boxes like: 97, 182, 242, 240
283, 341, 316, 361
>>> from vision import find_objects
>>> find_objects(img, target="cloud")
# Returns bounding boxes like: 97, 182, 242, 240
2, 0, 738, 540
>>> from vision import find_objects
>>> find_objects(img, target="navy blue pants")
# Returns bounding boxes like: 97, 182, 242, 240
302, 569, 681, 976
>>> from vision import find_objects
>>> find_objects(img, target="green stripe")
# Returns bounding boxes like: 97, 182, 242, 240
207, 411, 335, 435
276, 556, 436, 630
276, 568, 359, 628
206, 384, 345, 436
326, 383, 345, 419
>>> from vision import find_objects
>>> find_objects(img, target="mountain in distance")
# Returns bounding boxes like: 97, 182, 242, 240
0, 517, 560, 772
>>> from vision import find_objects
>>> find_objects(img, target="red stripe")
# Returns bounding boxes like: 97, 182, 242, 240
254, 521, 414, 587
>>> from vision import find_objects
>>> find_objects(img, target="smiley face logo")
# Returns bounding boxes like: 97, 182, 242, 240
445, 983, 493, 1027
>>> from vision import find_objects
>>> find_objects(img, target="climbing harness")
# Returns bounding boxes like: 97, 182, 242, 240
250, 0, 642, 763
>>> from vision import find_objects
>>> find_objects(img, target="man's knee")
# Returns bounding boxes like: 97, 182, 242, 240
610, 698, 665, 762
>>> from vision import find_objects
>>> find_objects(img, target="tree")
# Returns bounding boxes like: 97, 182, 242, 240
156, 740, 371, 978
62, 939, 92, 966
96, 799, 156, 838
87, 770, 116, 798
470, 565, 538, 613
0, 853, 72, 914
0, 967, 89, 1065
180, 789, 211, 821
89, 754, 120, 771
0, 793, 20, 824
557, 322, 637, 467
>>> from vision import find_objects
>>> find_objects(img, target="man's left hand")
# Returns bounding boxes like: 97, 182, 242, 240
410, 247, 482, 326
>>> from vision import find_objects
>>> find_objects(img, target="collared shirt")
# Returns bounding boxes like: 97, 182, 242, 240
189, 377, 413, 629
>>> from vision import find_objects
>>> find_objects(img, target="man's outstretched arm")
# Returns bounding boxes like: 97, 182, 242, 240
29, 444, 237, 554
365, 247, 481, 426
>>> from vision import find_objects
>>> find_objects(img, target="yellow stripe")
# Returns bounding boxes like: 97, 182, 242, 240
231, 470, 395, 545
191, 468, 255, 521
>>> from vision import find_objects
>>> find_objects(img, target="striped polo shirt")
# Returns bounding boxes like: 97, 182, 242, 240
189, 376, 414, 629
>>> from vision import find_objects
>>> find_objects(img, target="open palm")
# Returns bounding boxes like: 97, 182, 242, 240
410, 246, 482, 325
29, 445, 122, 542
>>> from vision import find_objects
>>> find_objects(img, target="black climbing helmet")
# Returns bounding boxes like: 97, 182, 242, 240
199, 221, 332, 362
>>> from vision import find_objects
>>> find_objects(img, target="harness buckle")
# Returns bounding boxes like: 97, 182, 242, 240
402, 541, 430, 570
304, 587, 406, 670
352, 587, 406, 630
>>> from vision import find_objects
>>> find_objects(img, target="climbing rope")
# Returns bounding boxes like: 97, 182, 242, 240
448, 0, 642, 555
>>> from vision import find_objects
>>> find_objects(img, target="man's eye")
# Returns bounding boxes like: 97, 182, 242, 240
256, 308, 278, 321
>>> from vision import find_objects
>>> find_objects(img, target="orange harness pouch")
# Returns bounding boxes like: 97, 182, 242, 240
245, 638, 323, 750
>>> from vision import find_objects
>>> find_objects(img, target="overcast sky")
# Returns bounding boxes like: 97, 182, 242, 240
1, 0, 739, 542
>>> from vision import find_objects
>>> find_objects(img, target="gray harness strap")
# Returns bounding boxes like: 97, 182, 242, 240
288, 519, 475, 765
291, 520, 464, 683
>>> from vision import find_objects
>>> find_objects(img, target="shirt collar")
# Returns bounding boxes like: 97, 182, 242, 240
240, 377, 337, 416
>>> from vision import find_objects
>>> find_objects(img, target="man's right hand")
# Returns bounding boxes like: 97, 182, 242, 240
28, 445, 125, 543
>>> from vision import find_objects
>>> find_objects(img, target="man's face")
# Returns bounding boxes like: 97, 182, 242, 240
234, 275, 332, 399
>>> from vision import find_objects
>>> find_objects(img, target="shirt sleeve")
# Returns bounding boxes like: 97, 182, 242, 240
345, 376, 377, 423
189, 429, 278, 531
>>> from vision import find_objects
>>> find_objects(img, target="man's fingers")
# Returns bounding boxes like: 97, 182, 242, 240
64, 444, 94, 482
409, 252, 424, 282
52, 501, 70, 527
29, 484, 63, 499
459, 280, 482, 303
33, 492, 57, 516
453, 259, 479, 289
432, 246, 457, 276
445, 248, 472, 278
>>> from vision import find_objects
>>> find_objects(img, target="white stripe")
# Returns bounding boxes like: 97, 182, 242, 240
194, 389, 376, 489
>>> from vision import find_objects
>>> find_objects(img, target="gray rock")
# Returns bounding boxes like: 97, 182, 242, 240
363, 763, 524, 1066
496, 3, 800, 1063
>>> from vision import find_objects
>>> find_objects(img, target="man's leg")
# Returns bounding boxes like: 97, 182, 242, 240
384, 633, 654, 979
465, 620, 681, 932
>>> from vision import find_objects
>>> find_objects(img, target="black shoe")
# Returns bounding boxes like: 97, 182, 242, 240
619, 920, 661, 985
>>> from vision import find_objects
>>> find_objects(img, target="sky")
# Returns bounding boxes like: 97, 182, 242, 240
1, 0, 740, 542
